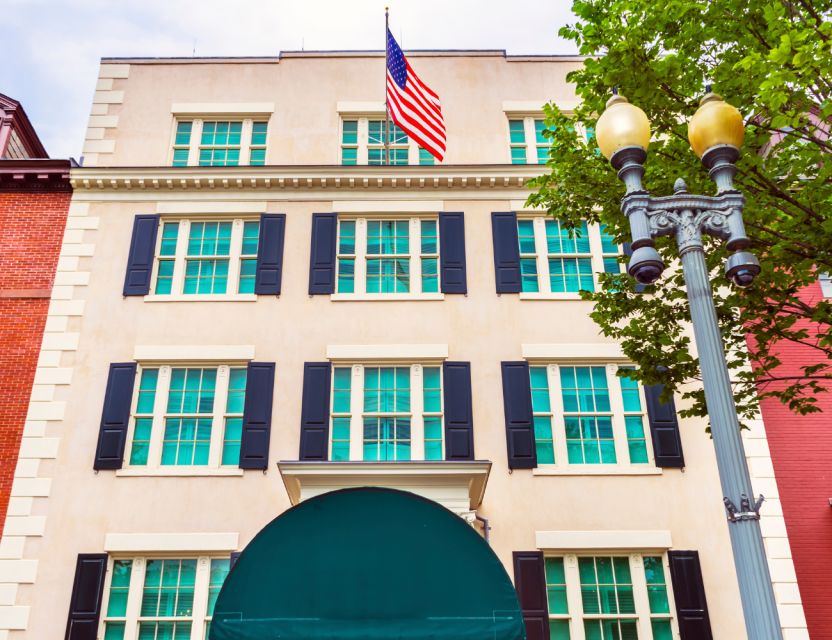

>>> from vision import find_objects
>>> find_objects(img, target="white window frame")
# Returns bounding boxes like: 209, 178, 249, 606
546, 552, 679, 640
146, 217, 259, 302
118, 363, 247, 476
819, 272, 832, 297
529, 362, 661, 476
168, 117, 269, 167
339, 116, 434, 165
518, 216, 622, 300
331, 215, 444, 301
328, 363, 445, 461
504, 113, 592, 164
99, 554, 229, 640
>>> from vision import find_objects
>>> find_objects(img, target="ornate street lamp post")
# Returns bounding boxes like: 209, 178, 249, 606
595, 90, 783, 639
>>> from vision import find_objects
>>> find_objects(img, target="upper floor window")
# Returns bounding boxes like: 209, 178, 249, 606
171, 119, 268, 167
819, 273, 832, 297
530, 364, 651, 467
340, 118, 435, 166
329, 364, 444, 461
335, 217, 440, 298
126, 364, 247, 470
101, 555, 230, 639
518, 219, 621, 295
508, 117, 548, 164
545, 554, 675, 639
152, 218, 260, 298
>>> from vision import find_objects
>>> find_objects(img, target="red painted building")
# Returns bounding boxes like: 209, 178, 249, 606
753, 281, 832, 639
0, 93, 71, 536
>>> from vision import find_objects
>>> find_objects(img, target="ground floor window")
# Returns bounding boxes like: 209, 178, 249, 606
101, 555, 231, 639
546, 554, 675, 639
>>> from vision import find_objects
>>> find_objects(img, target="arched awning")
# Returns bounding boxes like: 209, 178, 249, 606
210, 487, 525, 640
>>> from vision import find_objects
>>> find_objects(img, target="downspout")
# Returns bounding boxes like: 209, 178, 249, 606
475, 514, 491, 544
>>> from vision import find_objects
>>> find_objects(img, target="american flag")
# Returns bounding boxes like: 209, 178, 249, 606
386, 29, 447, 162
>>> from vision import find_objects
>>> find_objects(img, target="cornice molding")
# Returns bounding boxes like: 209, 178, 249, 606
0, 159, 72, 192
70, 164, 547, 198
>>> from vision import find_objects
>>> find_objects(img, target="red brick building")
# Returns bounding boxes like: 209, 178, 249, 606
0, 93, 71, 536
753, 281, 832, 639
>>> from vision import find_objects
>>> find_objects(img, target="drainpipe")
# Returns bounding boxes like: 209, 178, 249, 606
475, 514, 491, 544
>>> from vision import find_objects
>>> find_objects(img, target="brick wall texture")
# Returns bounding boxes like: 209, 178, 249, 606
753, 280, 832, 639
0, 190, 70, 535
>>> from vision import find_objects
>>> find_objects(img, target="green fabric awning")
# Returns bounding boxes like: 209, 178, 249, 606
210, 487, 525, 640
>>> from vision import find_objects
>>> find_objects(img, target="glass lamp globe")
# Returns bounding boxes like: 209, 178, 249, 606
688, 92, 745, 158
595, 94, 651, 160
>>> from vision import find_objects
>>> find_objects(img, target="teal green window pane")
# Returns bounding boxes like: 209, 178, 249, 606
105, 560, 133, 617
129, 418, 152, 465
424, 418, 443, 460
164, 368, 215, 466
579, 557, 636, 622
367, 220, 410, 255
363, 367, 409, 413
537, 145, 549, 164
331, 417, 351, 461
342, 120, 358, 144
333, 367, 352, 413
337, 258, 355, 293
563, 367, 615, 464
520, 258, 539, 292
138, 622, 192, 639
249, 148, 266, 165
366, 258, 410, 293
419, 148, 435, 165
603, 256, 621, 275
341, 147, 358, 165
226, 368, 247, 413
363, 366, 411, 461
174, 121, 192, 145
104, 623, 126, 640
238, 259, 257, 294
423, 367, 442, 412
184, 259, 229, 295
534, 417, 555, 464
141, 559, 196, 618
160, 222, 179, 256
363, 417, 411, 460
618, 372, 642, 412
137, 368, 159, 413
651, 619, 673, 640
390, 147, 409, 165
222, 418, 242, 465
644, 556, 670, 614
534, 120, 547, 144
549, 257, 595, 293
546, 219, 591, 254
241, 221, 260, 254
509, 119, 526, 144
391, 123, 408, 144
368, 120, 385, 145
511, 146, 527, 164
339, 220, 356, 255
600, 225, 618, 254
518, 220, 537, 254
206, 558, 230, 617
545, 557, 568, 614
549, 620, 571, 639
188, 222, 232, 257
251, 122, 268, 145
626, 417, 649, 463
421, 220, 438, 254
155, 259, 174, 294
421, 258, 438, 293
530, 367, 551, 412
583, 620, 637, 640
172, 148, 190, 166
368, 147, 385, 165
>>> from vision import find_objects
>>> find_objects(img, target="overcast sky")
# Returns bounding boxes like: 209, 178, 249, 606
4, 0, 578, 159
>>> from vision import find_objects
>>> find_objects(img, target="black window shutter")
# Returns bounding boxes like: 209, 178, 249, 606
239, 362, 276, 470
668, 550, 714, 640
438, 212, 467, 294
512, 551, 550, 640
491, 212, 521, 293
299, 362, 332, 460
644, 384, 685, 468
255, 214, 286, 295
308, 213, 337, 295
622, 242, 647, 293
93, 363, 137, 470
65, 553, 108, 640
443, 361, 474, 460
230, 551, 242, 570
123, 214, 159, 296
501, 361, 537, 469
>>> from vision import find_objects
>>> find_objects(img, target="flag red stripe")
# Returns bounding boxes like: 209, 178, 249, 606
386, 90, 445, 159
405, 60, 440, 103
387, 72, 445, 134
387, 84, 446, 154
401, 69, 443, 122
387, 77, 446, 142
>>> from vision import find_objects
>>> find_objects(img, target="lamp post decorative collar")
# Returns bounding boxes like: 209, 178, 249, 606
596, 90, 780, 639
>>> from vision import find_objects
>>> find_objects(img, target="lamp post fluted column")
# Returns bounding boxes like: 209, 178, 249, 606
596, 92, 783, 639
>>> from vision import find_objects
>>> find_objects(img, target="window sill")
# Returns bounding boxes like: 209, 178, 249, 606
115, 468, 246, 477
330, 293, 445, 302
143, 294, 259, 303
518, 292, 585, 301
532, 466, 663, 476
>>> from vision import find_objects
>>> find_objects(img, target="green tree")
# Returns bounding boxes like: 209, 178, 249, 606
528, 0, 832, 422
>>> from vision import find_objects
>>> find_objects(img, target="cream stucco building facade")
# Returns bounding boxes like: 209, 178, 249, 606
0, 52, 809, 639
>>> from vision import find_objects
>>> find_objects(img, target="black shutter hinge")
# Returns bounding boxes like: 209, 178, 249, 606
723, 494, 764, 522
